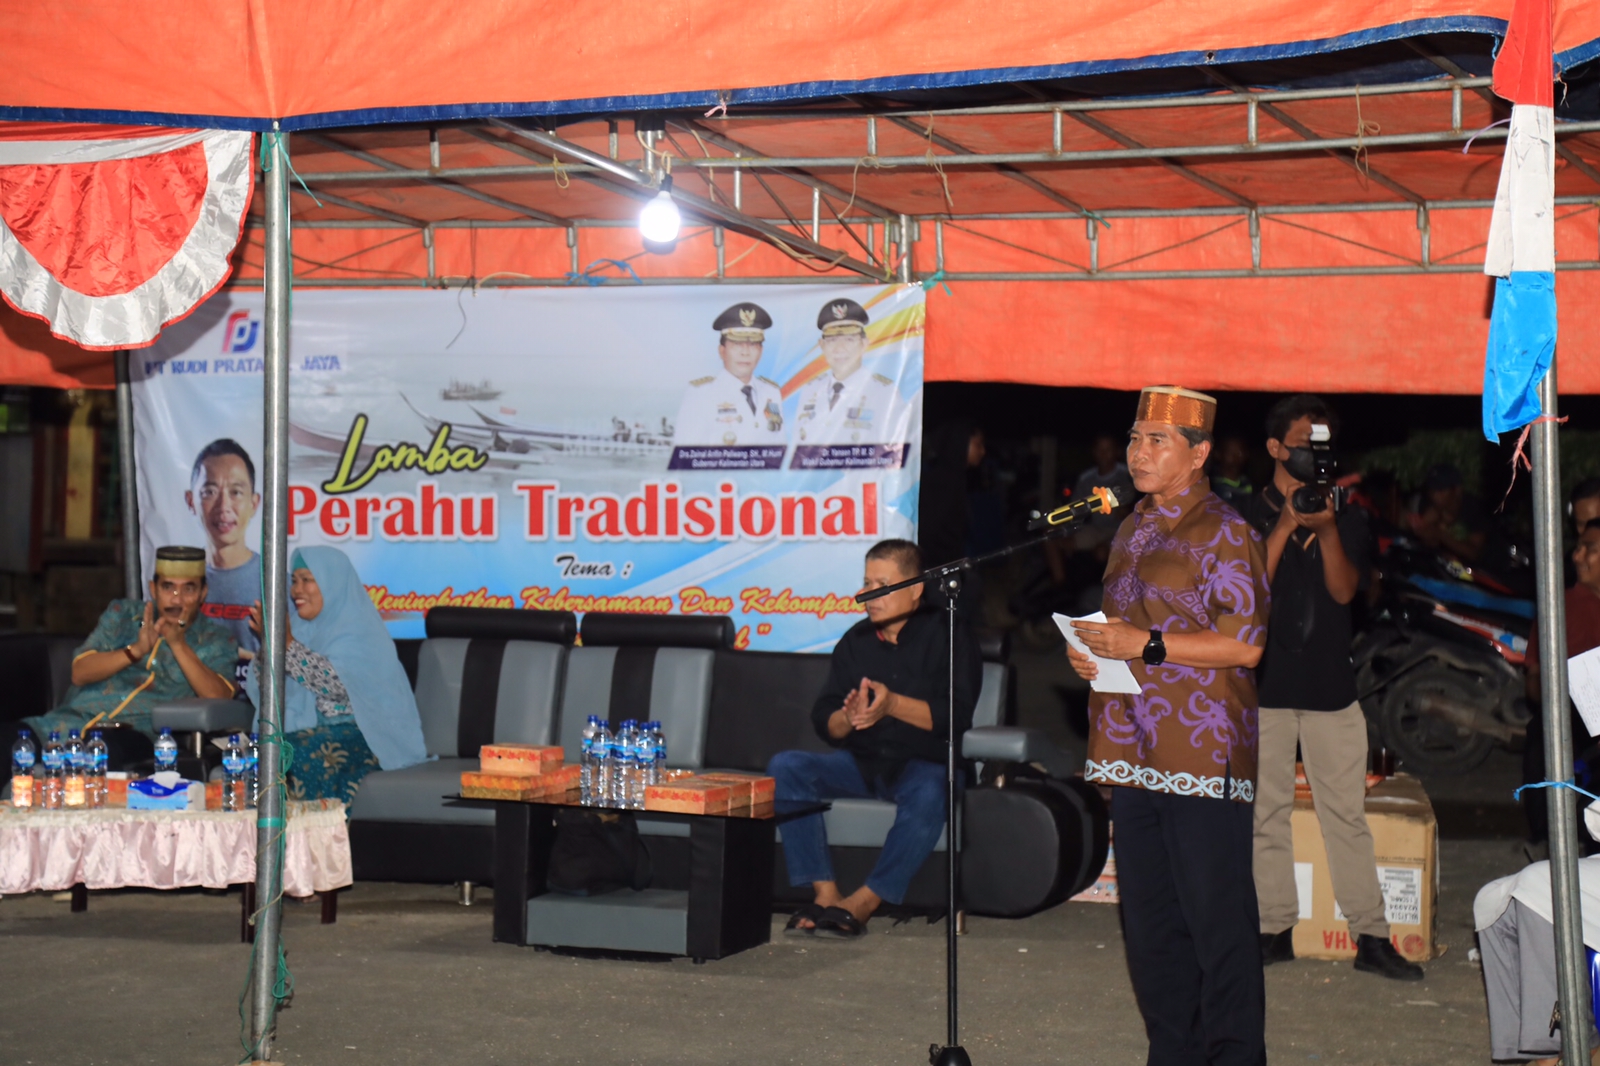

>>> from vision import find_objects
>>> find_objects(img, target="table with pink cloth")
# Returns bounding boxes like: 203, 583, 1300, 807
0, 798, 352, 898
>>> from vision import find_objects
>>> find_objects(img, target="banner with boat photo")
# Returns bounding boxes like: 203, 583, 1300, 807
129, 284, 925, 650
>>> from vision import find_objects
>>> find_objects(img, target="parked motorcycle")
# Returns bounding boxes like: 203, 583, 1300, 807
1354, 537, 1534, 775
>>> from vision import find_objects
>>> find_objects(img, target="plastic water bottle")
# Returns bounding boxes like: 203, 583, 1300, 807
633, 727, 656, 807
246, 733, 260, 809
590, 719, 613, 807
222, 734, 247, 812
41, 730, 64, 809
154, 727, 178, 773
611, 720, 638, 807
650, 721, 667, 786
579, 716, 602, 803
10, 729, 36, 808
61, 729, 86, 808
85, 730, 108, 808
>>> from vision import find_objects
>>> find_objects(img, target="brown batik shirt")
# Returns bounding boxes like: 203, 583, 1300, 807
1083, 479, 1270, 802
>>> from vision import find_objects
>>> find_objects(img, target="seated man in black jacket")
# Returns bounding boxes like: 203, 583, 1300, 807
769, 538, 981, 939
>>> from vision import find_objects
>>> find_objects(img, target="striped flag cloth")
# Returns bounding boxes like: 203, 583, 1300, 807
1482, 0, 1557, 441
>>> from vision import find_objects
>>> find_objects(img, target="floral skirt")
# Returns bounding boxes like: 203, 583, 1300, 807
284, 719, 381, 807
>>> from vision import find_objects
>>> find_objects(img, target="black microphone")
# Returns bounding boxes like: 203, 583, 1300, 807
1026, 485, 1123, 532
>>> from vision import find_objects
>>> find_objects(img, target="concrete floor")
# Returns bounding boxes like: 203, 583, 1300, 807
0, 647, 1542, 1065
0, 832, 1532, 1066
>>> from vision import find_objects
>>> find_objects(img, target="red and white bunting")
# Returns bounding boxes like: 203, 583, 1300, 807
0, 126, 254, 350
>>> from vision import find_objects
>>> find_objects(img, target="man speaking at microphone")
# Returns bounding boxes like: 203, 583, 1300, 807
1067, 386, 1271, 1066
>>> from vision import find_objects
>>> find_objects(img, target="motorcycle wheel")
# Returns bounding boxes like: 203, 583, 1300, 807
1380, 667, 1497, 775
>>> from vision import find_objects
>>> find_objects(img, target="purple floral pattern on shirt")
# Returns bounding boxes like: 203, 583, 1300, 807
1086, 481, 1270, 803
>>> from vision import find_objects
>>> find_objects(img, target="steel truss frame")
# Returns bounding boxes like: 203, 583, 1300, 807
248, 74, 1600, 286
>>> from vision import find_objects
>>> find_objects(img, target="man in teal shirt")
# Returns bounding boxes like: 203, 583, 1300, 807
24, 546, 237, 744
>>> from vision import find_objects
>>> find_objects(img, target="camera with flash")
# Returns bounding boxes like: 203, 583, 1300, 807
1287, 423, 1340, 514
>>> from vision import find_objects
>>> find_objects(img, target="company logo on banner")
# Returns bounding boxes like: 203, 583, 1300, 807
132, 285, 924, 652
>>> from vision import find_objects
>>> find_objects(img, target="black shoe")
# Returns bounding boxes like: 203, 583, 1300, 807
1353, 934, 1424, 981
1260, 929, 1295, 966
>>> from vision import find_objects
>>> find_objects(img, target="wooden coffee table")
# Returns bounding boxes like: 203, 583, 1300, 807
455, 791, 827, 962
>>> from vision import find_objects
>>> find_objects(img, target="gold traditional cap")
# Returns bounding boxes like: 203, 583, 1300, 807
153, 545, 206, 579
1136, 385, 1217, 434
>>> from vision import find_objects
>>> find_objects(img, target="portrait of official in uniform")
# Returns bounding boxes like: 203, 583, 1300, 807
793, 299, 897, 446
672, 302, 787, 448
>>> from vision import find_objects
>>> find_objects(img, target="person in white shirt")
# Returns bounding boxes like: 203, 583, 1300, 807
1475, 801, 1600, 1063
673, 302, 786, 448
793, 298, 900, 447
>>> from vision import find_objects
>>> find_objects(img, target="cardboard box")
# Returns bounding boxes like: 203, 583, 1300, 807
1290, 773, 1437, 962
531, 764, 581, 797
479, 743, 563, 776
461, 765, 581, 801
460, 770, 540, 801
693, 773, 775, 808
644, 780, 732, 814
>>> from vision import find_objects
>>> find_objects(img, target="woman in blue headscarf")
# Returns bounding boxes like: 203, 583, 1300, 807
247, 546, 426, 806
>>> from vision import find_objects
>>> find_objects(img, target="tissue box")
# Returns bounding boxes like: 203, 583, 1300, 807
128, 773, 204, 810
479, 744, 564, 776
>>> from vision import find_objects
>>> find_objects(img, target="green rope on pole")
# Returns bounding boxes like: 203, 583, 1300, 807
237, 735, 298, 1062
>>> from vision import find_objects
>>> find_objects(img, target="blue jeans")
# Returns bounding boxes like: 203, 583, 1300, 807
767, 748, 949, 906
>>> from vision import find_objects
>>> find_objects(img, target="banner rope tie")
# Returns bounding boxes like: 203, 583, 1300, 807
1499, 414, 1569, 509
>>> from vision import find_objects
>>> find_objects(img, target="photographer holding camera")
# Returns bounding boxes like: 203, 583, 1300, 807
1245, 395, 1423, 980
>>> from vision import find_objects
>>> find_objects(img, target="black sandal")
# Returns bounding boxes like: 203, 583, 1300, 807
784, 903, 826, 937
812, 905, 867, 940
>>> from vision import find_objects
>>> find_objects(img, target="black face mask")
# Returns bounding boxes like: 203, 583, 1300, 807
1284, 447, 1318, 483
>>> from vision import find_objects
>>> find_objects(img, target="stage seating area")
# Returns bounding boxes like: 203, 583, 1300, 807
357, 607, 1013, 909
0, 609, 1017, 910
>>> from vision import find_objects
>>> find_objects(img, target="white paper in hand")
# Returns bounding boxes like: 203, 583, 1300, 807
1053, 612, 1142, 694
1566, 646, 1600, 739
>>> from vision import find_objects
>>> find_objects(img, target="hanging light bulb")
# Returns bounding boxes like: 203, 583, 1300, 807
639, 174, 681, 249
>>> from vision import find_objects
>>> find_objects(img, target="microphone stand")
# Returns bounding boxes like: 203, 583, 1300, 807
856, 516, 1096, 1066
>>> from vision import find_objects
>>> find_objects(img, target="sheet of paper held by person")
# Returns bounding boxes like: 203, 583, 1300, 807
1053, 612, 1143, 694
1566, 645, 1600, 738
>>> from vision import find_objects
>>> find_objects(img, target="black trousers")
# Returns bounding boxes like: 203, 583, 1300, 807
1112, 785, 1266, 1066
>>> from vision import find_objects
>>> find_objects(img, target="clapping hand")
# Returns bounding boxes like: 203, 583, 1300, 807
842, 676, 893, 730
128, 601, 159, 658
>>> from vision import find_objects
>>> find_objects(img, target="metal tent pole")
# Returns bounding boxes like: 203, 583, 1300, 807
1531, 363, 1590, 1066
250, 128, 292, 1060
113, 352, 140, 600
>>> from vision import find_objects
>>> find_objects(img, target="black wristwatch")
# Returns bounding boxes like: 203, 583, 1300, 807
1142, 629, 1167, 666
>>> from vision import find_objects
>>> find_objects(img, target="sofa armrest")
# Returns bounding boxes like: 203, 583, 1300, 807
962, 726, 1079, 778
151, 698, 254, 734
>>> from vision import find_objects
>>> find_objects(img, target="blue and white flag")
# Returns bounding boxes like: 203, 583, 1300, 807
1482, 0, 1557, 441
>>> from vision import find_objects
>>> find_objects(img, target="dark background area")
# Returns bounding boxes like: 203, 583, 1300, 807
925, 382, 1600, 549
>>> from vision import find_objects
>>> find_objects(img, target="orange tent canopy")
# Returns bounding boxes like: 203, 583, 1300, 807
4, 2, 1600, 393
3, 1, 1598, 129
